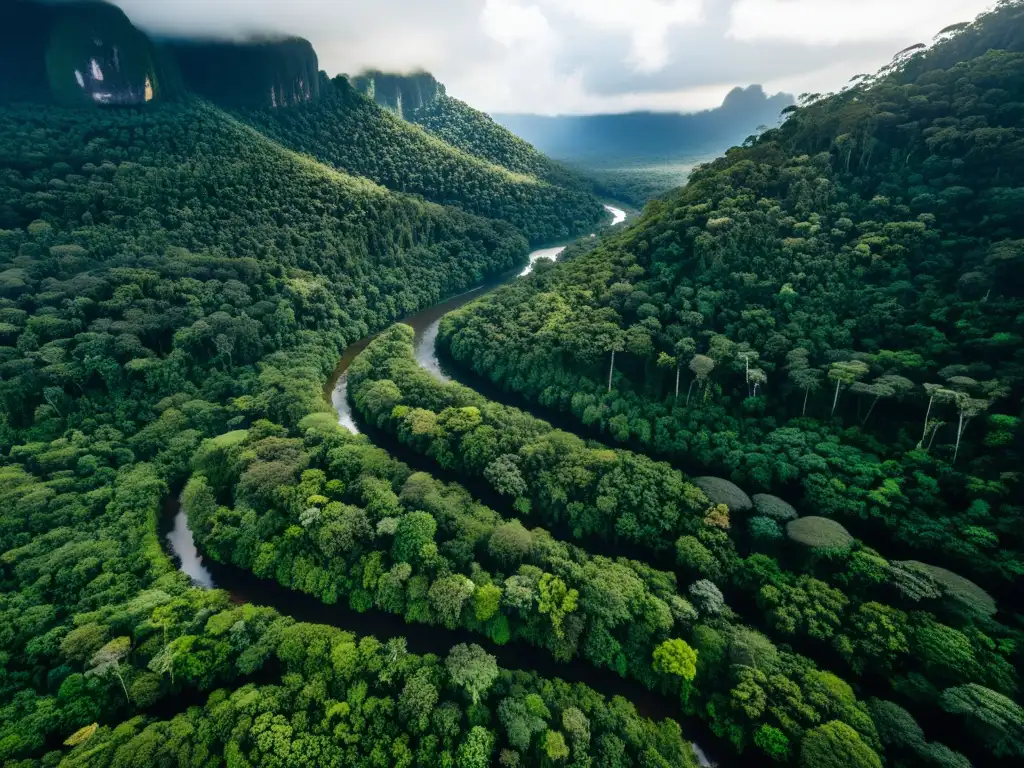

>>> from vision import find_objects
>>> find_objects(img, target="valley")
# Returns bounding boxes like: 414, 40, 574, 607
1, 1, 1023, 768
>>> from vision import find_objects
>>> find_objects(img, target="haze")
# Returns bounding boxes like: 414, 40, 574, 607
102, 0, 996, 114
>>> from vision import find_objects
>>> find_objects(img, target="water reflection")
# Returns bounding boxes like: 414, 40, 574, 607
165, 500, 215, 588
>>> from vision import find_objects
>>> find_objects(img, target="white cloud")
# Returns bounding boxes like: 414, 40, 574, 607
107, 0, 999, 114
728, 0, 993, 45
481, 0, 557, 49
547, 0, 704, 72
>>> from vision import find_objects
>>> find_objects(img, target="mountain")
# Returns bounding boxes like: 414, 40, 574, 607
439, 4, 1024, 600
352, 68, 444, 115
166, 37, 322, 109
495, 85, 795, 160
0, 0, 176, 105
353, 69, 601, 197
237, 75, 605, 244
432, 7, 1024, 765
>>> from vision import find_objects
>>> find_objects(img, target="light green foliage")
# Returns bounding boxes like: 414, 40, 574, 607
728, 627, 779, 671
675, 535, 719, 577
392, 511, 437, 563
473, 583, 502, 622
652, 639, 698, 681
537, 573, 579, 639
446, 644, 498, 705
544, 730, 571, 761
758, 575, 848, 640
488, 520, 534, 567
456, 726, 496, 768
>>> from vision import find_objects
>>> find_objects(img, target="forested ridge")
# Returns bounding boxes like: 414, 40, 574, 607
439, 3, 1024, 596
238, 77, 606, 245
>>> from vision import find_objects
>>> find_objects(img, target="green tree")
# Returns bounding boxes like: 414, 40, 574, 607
446, 644, 499, 705
652, 639, 698, 681
800, 721, 882, 768
537, 573, 578, 639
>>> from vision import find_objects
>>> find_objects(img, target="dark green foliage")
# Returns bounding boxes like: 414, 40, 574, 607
435, 3, 1024, 595
800, 721, 882, 768
240, 77, 606, 244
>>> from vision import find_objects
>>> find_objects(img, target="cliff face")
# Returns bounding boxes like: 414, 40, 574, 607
0, 0, 170, 106
352, 70, 444, 117
166, 38, 321, 109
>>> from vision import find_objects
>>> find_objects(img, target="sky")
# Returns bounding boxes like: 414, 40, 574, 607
110, 0, 996, 115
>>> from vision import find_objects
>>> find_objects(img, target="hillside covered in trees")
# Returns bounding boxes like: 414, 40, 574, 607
238, 76, 605, 245
3, 0, 1024, 767
438, 0, 1024, 599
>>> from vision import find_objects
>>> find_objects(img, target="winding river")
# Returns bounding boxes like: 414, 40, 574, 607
163, 204, 720, 765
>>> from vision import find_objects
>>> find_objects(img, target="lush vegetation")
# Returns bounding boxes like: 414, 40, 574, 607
0, 18, 630, 759
437, 4, 1024, 602
4, 1, 1024, 766
240, 77, 606, 244
348, 323, 1021, 766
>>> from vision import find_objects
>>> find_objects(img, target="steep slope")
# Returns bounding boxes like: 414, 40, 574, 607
1, 0, 176, 105
239, 76, 606, 244
437, 3, 1024, 597
166, 37, 322, 108
0, 97, 526, 438
407, 94, 591, 188
352, 68, 443, 114
354, 70, 604, 198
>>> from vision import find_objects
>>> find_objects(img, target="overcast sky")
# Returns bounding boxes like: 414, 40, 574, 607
111, 0, 995, 115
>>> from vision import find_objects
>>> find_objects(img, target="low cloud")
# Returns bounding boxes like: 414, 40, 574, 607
109, 0, 994, 114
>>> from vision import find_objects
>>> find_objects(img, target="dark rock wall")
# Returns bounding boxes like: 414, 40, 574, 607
166, 38, 321, 109
352, 70, 444, 116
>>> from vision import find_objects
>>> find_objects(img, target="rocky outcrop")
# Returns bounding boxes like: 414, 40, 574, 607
0, 0, 170, 106
166, 38, 321, 109
352, 70, 443, 117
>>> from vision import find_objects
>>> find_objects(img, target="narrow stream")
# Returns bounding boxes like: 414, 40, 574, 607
161, 204, 724, 765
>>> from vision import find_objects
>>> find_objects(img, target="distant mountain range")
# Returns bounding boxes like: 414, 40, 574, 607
494, 85, 796, 160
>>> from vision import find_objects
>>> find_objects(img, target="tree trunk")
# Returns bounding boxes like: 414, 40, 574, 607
862, 395, 881, 425
607, 349, 616, 393
953, 410, 965, 464
675, 365, 680, 400
831, 379, 841, 416
802, 386, 810, 416
927, 422, 940, 452
920, 394, 934, 447
114, 668, 132, 705
686, 379, 695, 407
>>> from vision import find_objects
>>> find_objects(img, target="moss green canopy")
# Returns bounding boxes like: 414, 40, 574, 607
693, 476, 752, 513
787, 517, 854, 552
